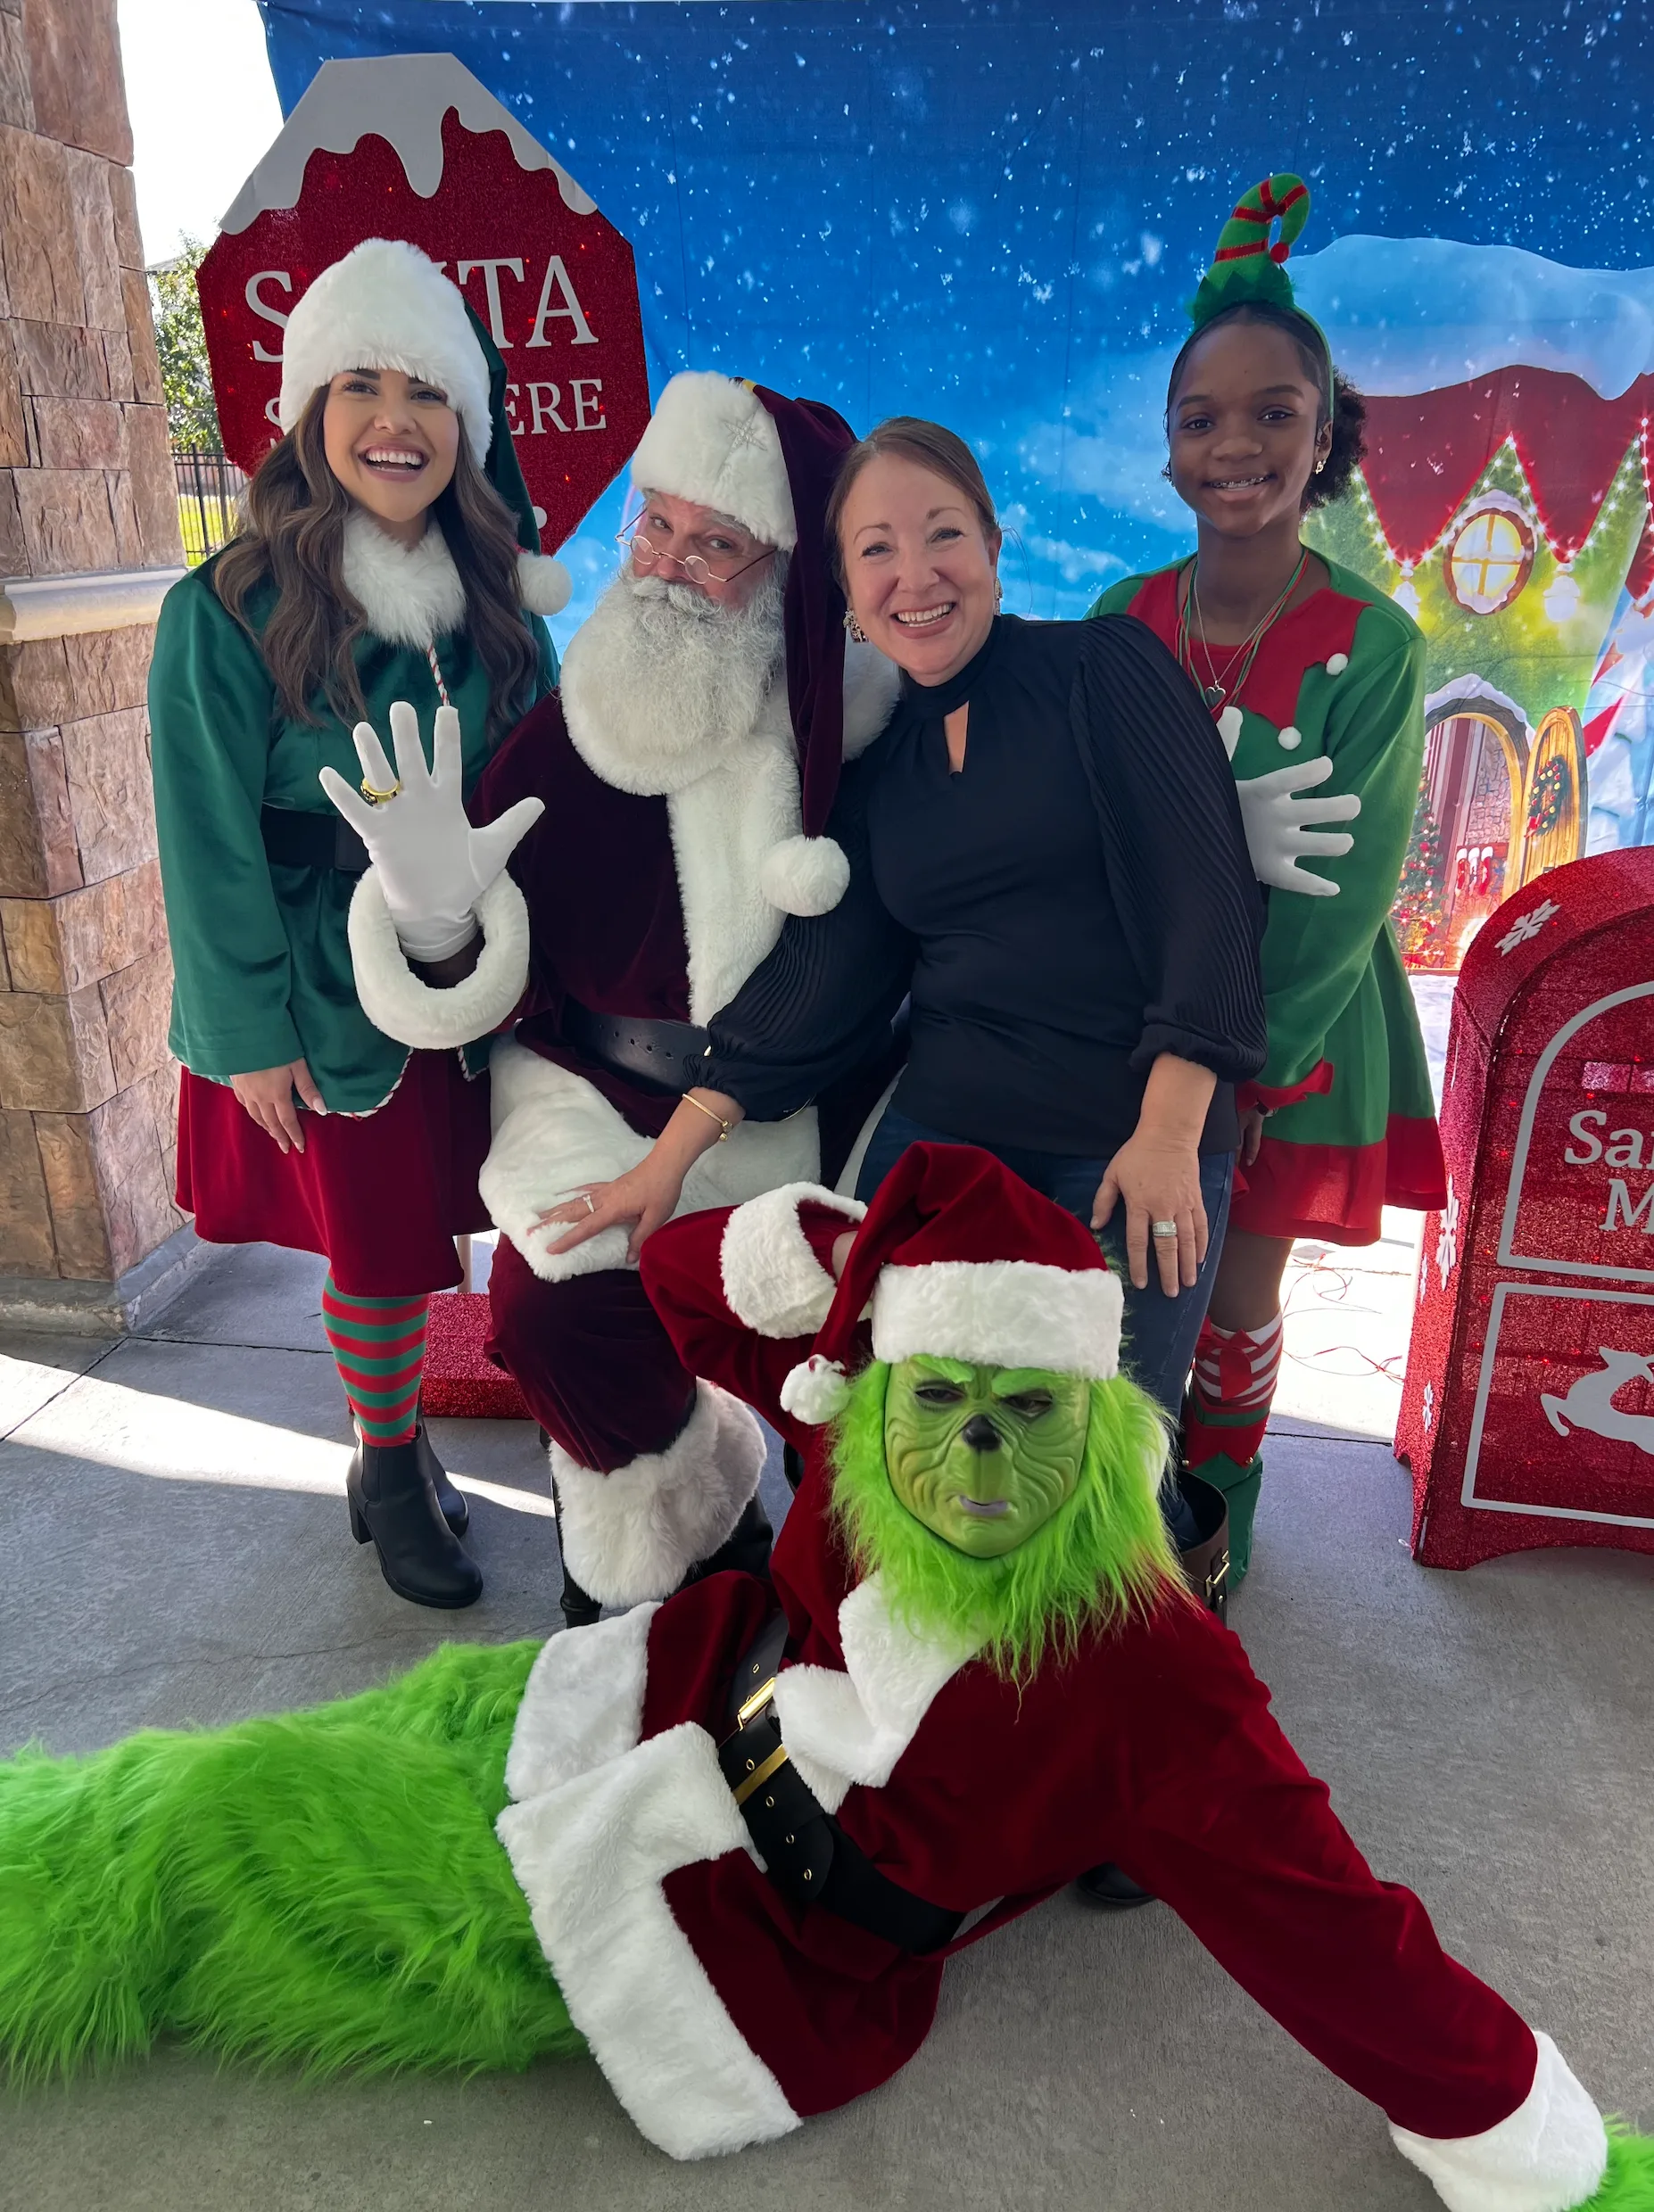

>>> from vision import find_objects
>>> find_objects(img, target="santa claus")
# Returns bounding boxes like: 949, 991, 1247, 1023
333, 371, 899, 1619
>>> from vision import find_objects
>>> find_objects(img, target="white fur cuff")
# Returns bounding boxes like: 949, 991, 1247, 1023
1390, 2033, 1608, 2212
550, 1380, 766, 1606
348, 868, 530, 1050
505, 1605, 659, 1804
720, 1182, 865, 1340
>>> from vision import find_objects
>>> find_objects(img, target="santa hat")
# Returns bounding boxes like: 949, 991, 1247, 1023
277, 237, 569, 616
629, 370, 877, 913
777, 1143, 1126, 1426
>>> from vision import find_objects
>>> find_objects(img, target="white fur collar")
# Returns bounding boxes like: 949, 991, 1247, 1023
770, 1574, 981, 1814
342, 511, 467, 648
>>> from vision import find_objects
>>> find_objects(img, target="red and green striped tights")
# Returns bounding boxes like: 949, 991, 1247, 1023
320, 1277, 429, 1447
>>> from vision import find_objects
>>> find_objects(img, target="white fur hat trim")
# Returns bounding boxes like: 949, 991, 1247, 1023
279, 238, 492, 461
517, 549, 572, 616
872, 1260, 1123, 1382
630, 371, 796, 550
759, 834, 849, 917
779, 1355, 852, 1426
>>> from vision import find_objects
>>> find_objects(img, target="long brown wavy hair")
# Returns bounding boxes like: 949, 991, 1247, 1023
213, 387, 541, 739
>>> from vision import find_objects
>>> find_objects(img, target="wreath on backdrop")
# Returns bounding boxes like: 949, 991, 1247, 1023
1526, 756, 1570, 840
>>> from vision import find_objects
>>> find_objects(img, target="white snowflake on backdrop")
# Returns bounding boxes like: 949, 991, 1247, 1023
1435, 1178, 1460, 1287
1496, 898, 1560, 955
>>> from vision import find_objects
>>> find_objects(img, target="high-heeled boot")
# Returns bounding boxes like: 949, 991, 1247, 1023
413, 1419, 468, 1538
347, 1437, 484, 1609
550, 1478, 602, 1630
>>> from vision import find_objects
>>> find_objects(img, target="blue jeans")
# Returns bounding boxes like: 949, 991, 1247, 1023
856, 1107, 1235, 1423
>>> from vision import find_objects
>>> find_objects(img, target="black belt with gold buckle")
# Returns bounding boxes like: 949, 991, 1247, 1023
718, 1614, 963, 1954
560, 997, 713, 1096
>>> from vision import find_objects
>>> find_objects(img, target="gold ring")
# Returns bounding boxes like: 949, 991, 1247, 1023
360, 777, 401, 805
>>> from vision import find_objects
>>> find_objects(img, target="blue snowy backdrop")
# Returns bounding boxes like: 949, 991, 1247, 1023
255, 1, 1654, 932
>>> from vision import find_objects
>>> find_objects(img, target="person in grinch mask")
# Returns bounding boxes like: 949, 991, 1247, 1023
150, 238, 566, 1610
0, 1145, 1640, 2212
1090, 176, 1447, 1585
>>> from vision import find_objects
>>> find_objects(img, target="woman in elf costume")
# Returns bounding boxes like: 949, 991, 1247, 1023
1089, 177, 1447, 1582
150, 238, 566, 1610
0, 1145, 1645, 2212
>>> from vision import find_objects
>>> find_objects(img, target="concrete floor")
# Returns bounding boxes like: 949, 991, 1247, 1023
3, 1234, 1651, 2211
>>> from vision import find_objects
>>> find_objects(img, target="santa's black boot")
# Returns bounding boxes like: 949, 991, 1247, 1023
550, 1480, 603, 1630
347, 1437, 484, 1609
682, 1494, 773, 1588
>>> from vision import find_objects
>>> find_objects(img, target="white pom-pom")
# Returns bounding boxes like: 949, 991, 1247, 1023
779, 1355, 851, 1424
1325, 652, 1349, 676
517, 549, 572, 616
759, 834, 850, 917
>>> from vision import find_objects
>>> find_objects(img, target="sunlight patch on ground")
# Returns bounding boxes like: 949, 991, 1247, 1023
6, 1372, 553, 1515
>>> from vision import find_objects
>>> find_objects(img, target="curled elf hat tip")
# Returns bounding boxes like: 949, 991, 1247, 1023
1188, 172, 1312, 330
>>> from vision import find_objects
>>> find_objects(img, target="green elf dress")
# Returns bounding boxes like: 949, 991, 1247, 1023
1088, 556, 1446, 1243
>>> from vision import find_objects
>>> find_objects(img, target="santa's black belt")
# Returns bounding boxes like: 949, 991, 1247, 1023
261, 806, 371, 876
560, 997, 713, 1096
719, 1614, 963, 1956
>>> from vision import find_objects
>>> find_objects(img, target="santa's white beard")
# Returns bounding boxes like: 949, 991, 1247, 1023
558, 559, 788, 796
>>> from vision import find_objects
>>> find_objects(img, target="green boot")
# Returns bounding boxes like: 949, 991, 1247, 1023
1195, 1451, 1262, 1587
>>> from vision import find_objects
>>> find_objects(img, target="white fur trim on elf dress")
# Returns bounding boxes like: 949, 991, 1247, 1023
279, 238, 492, 460
1390, 2034, 1607, 2212
480, 1036, 818, 1283
504, 1604, 659, 1805
720, 1182, 865, 1339
630, 371, 796, 549
872, 1259, 1125, 1382
341, 512, 467, 648
550, 1379, 765, 1607
772, 1572, 981, 1815
497, 1721, 799, 2159
348, 869, 529, 1050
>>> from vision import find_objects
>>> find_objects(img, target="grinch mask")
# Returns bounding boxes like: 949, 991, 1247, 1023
883, 1355, 1090, 1559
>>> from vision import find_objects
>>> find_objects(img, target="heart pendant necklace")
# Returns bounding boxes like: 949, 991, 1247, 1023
1177, 550, 1307, 722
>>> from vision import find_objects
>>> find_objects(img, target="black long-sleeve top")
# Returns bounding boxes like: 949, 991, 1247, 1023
707, 614, 1268, 1159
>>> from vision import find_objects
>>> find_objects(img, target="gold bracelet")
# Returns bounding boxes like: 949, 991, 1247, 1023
682, 1091, 734, 1143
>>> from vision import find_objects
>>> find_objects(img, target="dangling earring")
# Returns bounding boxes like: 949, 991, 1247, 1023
1161, 461, 1173, 481
843, 608, 867, 645
1314, 457, 1327, 475
994, 576, 1003, 610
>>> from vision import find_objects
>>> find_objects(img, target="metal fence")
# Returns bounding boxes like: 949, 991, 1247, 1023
173, 449, 247, 567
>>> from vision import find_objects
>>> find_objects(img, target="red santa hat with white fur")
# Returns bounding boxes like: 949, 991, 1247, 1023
745, 1142, 1126, 1424
629, 371, 896, 916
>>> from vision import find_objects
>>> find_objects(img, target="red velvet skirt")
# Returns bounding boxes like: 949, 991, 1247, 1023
177, 1053, 492, 1297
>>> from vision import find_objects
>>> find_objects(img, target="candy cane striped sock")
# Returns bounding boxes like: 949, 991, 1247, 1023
1183, 1312, 1283, 1471
321, 1276, 429, 1447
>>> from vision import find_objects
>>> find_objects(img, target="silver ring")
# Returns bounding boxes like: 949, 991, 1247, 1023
582, 1193, 596, 1216
1150, 1219, 1179, 1240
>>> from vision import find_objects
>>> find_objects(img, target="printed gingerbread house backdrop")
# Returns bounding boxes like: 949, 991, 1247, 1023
1298, 238, 1654, 972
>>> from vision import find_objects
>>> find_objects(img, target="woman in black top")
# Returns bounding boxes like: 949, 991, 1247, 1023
543, 418, 1267, 1422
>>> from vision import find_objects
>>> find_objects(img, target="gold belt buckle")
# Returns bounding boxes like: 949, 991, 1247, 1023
732, 1741, 790, 1807
736, 1674, 777, 1729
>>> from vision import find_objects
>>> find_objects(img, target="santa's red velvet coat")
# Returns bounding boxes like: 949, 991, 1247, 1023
487, 1185, 1576, 2180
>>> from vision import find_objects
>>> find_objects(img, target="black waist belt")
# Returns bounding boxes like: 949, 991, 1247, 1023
261, 806, 371, 877
719, 1614, 963, 1955
560, 997, 713, 1097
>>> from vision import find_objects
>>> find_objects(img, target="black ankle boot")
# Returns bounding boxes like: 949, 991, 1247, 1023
549, 1479, 602, 1630
683, 1494, 773, 1587
1074, 1861, 1156, 1911
413, 1420, 468, 1537
347, 1438, 483, 1609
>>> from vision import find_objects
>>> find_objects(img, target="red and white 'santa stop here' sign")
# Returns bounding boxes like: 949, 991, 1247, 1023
196, 53, 649, 554
1397, 846, 1654, 1569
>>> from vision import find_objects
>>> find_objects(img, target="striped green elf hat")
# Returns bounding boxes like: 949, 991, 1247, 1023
1187, 174, 1333, 404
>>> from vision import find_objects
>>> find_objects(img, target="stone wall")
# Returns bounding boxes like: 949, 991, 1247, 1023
0, 0, 188, 1301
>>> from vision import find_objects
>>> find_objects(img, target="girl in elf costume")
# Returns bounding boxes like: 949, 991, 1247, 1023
150, 238, 566, 1611
1089, 176, 1447, 1581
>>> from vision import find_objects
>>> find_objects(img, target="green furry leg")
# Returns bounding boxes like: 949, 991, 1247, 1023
1196, 1451, 1263, 1586
0, 1639, 584, 2083
1584, 2125, 1654, 2208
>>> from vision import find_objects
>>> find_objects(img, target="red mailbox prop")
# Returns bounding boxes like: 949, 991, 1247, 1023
196, 53, 649, 555
1397, 847, 1654, 1568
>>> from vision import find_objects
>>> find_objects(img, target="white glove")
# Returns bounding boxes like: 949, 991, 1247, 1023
1234, 755, 1360, 897
319, 701, 543, 961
